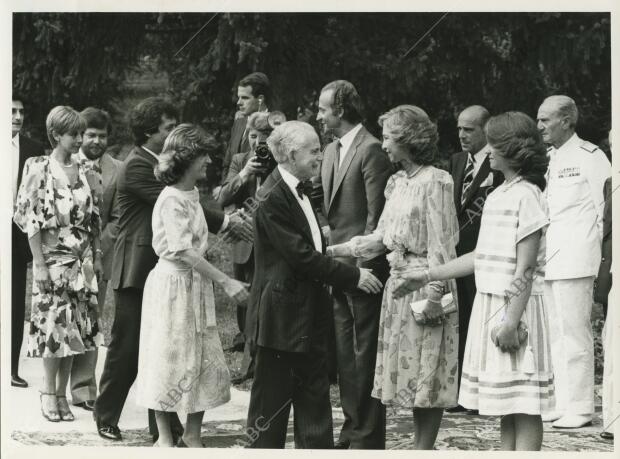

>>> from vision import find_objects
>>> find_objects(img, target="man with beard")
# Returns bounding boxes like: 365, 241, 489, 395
69, 107, 121, 411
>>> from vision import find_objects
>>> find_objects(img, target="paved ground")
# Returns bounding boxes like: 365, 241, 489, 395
6, 344, 614, 451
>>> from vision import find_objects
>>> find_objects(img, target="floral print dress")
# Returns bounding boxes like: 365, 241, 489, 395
13, 156, 103, 358
371, 166, 460, 408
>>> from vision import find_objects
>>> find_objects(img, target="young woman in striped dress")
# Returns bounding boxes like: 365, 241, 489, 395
392, 111, 554, 450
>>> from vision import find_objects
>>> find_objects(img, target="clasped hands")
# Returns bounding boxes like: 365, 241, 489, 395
222, 209, 253, 243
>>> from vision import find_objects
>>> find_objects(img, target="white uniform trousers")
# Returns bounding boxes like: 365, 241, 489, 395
544, 277, 595, 416
602, 304, 614, 432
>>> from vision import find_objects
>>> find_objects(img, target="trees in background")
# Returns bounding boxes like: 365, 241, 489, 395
14, 12, 611, 182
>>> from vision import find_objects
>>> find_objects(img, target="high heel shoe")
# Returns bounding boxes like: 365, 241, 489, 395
40, 392, 61, 422
56, 395, 75, 421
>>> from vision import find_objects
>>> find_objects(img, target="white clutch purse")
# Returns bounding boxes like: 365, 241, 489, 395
410, 293, 456, 323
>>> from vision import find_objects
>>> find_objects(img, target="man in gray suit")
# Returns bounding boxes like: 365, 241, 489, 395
70, 107, 121, 411
317, 80, 392, 449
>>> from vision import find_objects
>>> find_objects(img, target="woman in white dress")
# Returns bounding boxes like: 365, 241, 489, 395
135, 124, 249, 447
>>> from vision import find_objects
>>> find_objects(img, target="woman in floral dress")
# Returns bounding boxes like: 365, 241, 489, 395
135, 124, 248, 447
14, 106, 103, 422
328, 105, 459, 449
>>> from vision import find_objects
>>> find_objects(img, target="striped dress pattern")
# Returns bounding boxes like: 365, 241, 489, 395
459, 178, 555, 415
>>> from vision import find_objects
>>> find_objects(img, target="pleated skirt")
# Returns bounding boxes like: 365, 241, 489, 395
459, 292, 555, 415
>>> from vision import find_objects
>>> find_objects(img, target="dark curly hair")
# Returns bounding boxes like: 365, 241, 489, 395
129, 97, 179, 146
485, 111, 550, 191
378, 105, 438, 165
154, 124, 217, 185
321, 80, 364, 125
239, 72, 272, 106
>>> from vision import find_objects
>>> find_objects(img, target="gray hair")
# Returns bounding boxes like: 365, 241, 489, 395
543, 95, 579, 129
266, 121, 317, 163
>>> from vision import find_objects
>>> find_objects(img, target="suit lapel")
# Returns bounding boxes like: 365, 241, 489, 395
460, 154, 492, 213
328, 127, 365, 210
321, 142, 336, 212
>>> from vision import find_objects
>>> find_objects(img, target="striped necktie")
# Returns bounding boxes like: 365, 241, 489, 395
461, 153, 475, 205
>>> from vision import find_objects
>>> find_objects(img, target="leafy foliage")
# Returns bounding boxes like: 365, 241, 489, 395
14, 12, 611, 183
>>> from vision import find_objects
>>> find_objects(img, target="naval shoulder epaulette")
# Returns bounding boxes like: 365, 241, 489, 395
580, 140, 599, 153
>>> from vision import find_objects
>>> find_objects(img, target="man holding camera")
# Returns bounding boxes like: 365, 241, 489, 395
218, 111, 283, 383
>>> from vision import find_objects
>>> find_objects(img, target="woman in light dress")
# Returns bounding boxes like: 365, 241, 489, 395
328, 105, 459, 449
394, 112, 554, 450
135, 124, 248, 447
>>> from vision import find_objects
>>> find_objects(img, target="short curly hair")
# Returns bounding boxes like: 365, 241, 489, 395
378, 105, 438, 165
485, 111, 550, 191
154, 124, 217, 185
46, 105, 87, 148
129, 97, 179, 146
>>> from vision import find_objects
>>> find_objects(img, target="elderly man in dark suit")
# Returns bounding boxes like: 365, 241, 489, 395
316, 80, 392, 449
94, 97, 252, 442
244, 121, 383, 449
69, 107, 121, 412
448, 105, 502, 414
11, 95, 46, 388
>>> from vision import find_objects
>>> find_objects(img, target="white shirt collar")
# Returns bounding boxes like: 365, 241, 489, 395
12, 132, 19, 148
141, 145, 159, 160
472, 144, 489, 163
555, 132, 579, 153
278, 165, 301, 193
338, 123, 363, 154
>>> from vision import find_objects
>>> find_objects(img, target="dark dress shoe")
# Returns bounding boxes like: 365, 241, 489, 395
466, 409, 479, 415
11, 374, 28, 388
74, 400, 95, 411
446, 405, 468, 413
333, 439, 350, 449
97, 422, 122, 441
600, 431, 614, 440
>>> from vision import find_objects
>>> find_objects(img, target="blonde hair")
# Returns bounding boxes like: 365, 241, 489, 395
46, 106, 86, 148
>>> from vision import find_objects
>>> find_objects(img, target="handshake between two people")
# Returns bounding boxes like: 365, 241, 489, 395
326, 233, 433, 299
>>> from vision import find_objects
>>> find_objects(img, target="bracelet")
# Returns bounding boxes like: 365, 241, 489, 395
95, 249, 103, 255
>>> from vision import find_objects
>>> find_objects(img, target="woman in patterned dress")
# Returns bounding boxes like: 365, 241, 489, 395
13, 106, 103, 422
328, 105, 459, 449
135, 124, 248, 448
393, 112, 554, 450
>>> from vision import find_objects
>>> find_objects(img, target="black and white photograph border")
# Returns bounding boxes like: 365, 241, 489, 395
1, 0, 618, 458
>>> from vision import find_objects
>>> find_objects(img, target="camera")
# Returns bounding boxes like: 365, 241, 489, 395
254, 141, 277, 179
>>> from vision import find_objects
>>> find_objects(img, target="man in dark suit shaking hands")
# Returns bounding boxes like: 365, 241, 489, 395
11, 95, 46, 388
94, 97, 252, 442
316, 80, 392, 449
244, 121, 383, 448
448, 105, 502, 413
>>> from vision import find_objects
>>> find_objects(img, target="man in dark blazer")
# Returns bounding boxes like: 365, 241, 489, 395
221, 72, 271, 180
245, 121, 383, 449
11, 96, 46, 388
448, 105, 503, 413
316, 80, 392, 449
94, 97, 252, 442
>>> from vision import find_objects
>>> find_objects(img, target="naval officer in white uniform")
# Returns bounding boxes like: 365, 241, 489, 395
537, 95, 611, 429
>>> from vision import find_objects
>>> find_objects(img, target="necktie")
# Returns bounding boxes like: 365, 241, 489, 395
461, 153, 475, 205
333, 140, 342, 177
296, 180, 313, 199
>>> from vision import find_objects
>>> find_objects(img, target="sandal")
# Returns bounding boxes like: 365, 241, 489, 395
39, 392, 61, 422
56, 395, 75, 421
